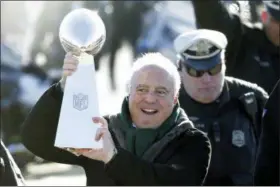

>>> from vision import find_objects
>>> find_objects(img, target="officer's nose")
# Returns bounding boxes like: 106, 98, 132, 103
201, 73, 212, 83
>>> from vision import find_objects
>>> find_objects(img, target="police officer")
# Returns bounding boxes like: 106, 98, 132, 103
254, 79, 280, 186
174, 29, 269, 185
191, 0, 279, 94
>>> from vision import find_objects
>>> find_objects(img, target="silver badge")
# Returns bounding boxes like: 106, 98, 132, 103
73, 93, 88, 111
232, 130, 245, 147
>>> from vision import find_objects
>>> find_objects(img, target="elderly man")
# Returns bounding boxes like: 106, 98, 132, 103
21, 52, 211, 186
174, 29, 268, 186
191, 0, 279, 94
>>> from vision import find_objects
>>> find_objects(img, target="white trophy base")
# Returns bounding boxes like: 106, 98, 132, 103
55, 53, 103, 149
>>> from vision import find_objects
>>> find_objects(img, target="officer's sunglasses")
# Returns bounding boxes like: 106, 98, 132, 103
184, 63, 222, 78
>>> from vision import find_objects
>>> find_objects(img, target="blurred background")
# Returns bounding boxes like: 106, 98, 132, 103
0, 1, 265, 185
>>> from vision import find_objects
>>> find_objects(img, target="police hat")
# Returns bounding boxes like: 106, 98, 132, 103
174, 29, 228, 70
264, 1, 280, 22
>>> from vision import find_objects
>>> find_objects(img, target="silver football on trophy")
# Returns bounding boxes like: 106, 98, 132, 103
59, 8, 106, 55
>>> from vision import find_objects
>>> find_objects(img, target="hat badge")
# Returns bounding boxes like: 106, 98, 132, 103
195, 40, 210, 56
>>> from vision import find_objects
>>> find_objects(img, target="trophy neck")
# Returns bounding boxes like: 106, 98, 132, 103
78, 52, 94, 65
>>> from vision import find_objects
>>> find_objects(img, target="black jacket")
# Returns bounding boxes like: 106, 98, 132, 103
0, 141, 26, 186
254, 79, 280, 186
21, 84, 211, 186
192, 0, 280, 94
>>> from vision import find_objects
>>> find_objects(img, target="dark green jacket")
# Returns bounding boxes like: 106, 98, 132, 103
21, 83, 211, 186
192, 0, 279, 94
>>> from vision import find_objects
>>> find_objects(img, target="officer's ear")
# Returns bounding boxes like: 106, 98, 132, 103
261, 10, 268, 23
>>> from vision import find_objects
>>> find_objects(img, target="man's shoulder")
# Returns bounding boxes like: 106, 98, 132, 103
242, 22, 266, 45
225, 76, 268, 99
104, 113, 122, 127
174, 111, 209, 145
183, 127, 209, 142
178, 126, 211, 156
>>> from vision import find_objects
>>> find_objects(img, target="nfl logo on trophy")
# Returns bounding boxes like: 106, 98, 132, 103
73, 93, 89, 111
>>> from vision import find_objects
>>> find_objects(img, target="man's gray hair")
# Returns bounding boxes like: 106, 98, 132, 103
127, 53, 181, 95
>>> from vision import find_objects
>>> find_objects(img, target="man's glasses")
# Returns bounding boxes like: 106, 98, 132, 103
184, 63, 222, 78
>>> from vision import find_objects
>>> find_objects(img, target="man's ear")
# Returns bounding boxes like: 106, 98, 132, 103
261, 10, 268, 23
173, 92, 179, 104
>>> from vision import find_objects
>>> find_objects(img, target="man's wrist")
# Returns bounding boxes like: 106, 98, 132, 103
104, 147, 118, 164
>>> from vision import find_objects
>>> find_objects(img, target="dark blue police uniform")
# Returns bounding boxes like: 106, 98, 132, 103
174, 29, 268, 185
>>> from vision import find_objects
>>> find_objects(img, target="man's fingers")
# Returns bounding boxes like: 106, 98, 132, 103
95, 128, 106, 141
92, 117, 108, 128
62, 52, 79, 78
62, 69, 75, 77
76, 148, 103, 157
74, 149, 90, 154
63, 62, 78, 69
64, 148, 81, 156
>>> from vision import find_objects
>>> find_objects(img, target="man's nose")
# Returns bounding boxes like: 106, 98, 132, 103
144, 92, 157, 103
201, 72, 212, 83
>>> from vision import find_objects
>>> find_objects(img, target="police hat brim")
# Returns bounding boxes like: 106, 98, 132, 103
181, 52, 221, 70
174, 29, 228, 54
267, 6, 280, 21
265, 1, 280, 21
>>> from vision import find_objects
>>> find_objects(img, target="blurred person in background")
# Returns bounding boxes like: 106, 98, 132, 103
1, 18, 30, 170
248, 0, 263, 23
254, 79, 280, 186
27, 1, 74, 71
21, 52, 211, 186
1, 1, 29, 50
191, 0, 279, 94
29, 1, 116, 90
1, 32, 49, 172
1, 2, 59, 169
83, 1, 114, 72
108, 1, 153, 91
